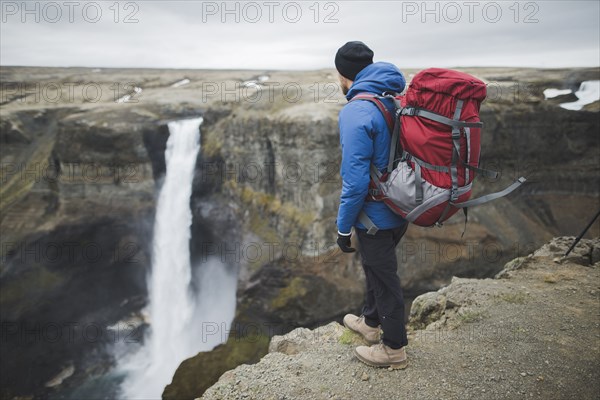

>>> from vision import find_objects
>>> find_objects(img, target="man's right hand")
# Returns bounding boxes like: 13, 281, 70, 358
337, 232, 356, 253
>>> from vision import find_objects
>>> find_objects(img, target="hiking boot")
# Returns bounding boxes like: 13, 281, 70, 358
354, 343, 408, 369
343, 314, 381, 344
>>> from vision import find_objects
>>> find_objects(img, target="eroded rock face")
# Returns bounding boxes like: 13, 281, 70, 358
0, 108, 162, 396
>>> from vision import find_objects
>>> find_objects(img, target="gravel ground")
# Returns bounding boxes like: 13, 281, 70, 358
201, 238, 600, 400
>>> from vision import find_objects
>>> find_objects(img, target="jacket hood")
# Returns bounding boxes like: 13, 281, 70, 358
346, 62, 406, 101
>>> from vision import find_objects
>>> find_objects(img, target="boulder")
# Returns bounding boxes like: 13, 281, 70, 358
408, 291, 447, 329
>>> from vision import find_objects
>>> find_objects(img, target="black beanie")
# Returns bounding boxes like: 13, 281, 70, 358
335, 41, 374, 81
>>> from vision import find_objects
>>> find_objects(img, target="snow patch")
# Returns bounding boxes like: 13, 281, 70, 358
116, 87, 142, 103
242, 80, 261, 89
171, 78, 190, 88
543, 88, 572, 99
560, 80, 600, 111
242, 75, 269, 88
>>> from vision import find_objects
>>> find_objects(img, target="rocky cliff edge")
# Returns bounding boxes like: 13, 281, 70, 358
200, 236, 600, 400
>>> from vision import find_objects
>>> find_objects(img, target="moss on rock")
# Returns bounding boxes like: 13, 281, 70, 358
163, 332, 270, 400
270, 276, 308, 310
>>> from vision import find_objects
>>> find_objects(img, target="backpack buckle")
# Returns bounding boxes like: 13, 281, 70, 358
401, 107, 417, 116
450, 188, 458, 202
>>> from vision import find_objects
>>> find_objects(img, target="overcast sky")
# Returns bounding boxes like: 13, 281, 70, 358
1, 0, 599, 69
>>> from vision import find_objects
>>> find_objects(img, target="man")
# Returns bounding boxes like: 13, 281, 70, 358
334, 41, 410, 369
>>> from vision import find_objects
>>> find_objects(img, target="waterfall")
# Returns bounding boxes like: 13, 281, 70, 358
118, 118, 237, 399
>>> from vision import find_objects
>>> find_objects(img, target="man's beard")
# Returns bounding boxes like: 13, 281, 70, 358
341, 84, 349, 95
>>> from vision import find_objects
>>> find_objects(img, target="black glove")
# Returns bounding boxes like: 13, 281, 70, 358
337, 232, 356, 253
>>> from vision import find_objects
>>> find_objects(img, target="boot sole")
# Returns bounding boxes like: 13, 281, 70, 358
353, 348, 408, 370
342, 320, 380, 345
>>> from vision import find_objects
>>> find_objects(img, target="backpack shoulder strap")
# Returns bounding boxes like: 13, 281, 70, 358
348, 93, 395, 134
347, 94, 397, 236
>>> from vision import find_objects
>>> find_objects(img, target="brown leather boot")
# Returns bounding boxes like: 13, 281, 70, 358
354, 343, 408, 369
343, 314, 381, 344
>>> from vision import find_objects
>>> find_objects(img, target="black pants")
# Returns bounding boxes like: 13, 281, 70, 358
356, 223, 409, 349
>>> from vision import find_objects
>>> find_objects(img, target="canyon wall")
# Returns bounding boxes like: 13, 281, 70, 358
0, 66, 598, 398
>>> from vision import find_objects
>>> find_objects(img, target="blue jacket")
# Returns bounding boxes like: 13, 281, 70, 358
336, 62, 408, 234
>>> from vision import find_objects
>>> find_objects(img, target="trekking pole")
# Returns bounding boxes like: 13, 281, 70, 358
564, 208, 600, 257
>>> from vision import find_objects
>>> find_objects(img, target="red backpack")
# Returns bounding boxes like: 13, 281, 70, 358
350, 68, 526, 234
